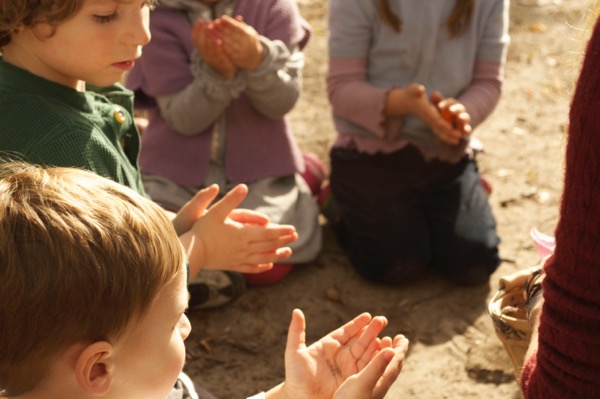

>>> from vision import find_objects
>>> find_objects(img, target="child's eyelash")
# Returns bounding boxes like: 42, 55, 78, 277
93, 12, 118, 23
93, 0, 154, 24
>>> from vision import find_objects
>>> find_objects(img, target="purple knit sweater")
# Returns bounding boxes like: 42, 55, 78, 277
126, 0, 309, 187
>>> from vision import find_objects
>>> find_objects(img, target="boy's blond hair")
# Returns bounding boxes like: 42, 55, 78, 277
0, 0, 83, 47
0, 162, 184, 396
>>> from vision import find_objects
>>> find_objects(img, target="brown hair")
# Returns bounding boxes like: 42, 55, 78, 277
0, 162, 184, 396
0, 0, 83, 47
379, 0, 475, 37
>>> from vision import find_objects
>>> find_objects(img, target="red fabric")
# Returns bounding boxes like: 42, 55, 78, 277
520, 17, 600, 399
243, 264, 293, 286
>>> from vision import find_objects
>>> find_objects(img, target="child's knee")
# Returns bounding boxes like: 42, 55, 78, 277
350, 253, 429, 284
436, 247, 500, 286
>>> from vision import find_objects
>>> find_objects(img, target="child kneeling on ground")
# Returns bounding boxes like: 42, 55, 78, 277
0, 161, 408, 399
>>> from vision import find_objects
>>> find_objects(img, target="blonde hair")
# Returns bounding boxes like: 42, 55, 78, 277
379, 0, 474, 37
0, 162, 184, 396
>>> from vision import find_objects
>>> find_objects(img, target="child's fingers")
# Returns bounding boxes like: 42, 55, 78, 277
227, 262, 274, 274
220, 15, 256, 44
356, 337, 384, 370
228, 208, 270, 226
216, 245, 293, 273
349, 316, 388, 360
172, 184, 219, 234
430, 90, 444, 105
379, 337, 393, 351
192, 19, 206, 40
244, 234, 298, 255
246, 223, 298, 242
219, 14, 245, 30
347, 349, 397, 399
432, 114, 463, 144
285, 309, 307, 354
406, 83, 427, 99
456, 112, 472, 136
327, 313, 374, 345
205, 184, 248, 222
373, 338, 409, 398
242, 247, 294, 267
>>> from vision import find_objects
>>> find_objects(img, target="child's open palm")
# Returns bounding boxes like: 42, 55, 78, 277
274, 309, 409, 399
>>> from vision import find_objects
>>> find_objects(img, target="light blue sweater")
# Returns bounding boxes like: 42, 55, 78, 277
328, 0, 510, 160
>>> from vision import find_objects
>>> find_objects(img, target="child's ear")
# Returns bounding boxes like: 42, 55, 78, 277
75, 341, 114, 395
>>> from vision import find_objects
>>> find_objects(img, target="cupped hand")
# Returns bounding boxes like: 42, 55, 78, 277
192, 19, 237, 79
277, 309, 408, 399
333, 335, 408, 399
217, 15, 264, 70
430, 92, 472, 145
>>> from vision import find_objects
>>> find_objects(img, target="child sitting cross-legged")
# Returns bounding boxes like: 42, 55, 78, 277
0, 161, 409, 399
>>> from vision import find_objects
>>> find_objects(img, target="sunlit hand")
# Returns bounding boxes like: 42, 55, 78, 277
172, 185, 226, 235
192, 19, 237, 79
268, 309, 409, 399
333, 334, 408, 399
216, 15, 264, 71
180, 184, 298, 277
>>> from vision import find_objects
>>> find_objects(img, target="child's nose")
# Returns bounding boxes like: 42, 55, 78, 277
126, 9, 151, 47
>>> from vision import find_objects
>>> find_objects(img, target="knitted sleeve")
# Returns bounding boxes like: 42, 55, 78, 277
327, 57, 389, 138
520, 17, 600, 398
241, 0, 310, 120
457, 61, 502, 129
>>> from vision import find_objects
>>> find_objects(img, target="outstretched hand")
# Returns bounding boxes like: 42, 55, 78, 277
266, 309, 409, 399
178, 184, 298, 278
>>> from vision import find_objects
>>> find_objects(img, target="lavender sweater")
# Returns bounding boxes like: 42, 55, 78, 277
126, 0, 310, 187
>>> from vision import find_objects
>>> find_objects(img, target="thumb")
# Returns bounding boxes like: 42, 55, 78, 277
285, 309, 307, 356
172, 184, 219, 234
430, 90, 444, 105
407, 83, 426, 98
205, 184, 248, 222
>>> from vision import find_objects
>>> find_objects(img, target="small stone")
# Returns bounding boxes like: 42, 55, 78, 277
325, 287, 342, 303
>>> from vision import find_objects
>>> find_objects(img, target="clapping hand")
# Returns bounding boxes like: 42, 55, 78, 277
265, 309, 409, 399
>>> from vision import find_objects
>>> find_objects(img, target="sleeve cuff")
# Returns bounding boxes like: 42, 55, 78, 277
190, 50, 246, 100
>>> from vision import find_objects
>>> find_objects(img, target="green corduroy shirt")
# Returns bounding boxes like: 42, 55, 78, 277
0, 58, 146, 196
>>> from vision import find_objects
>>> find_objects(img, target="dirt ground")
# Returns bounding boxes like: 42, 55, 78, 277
184, 1, 593, 397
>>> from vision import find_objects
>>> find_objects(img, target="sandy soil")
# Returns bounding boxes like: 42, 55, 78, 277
184, 1, 593, 397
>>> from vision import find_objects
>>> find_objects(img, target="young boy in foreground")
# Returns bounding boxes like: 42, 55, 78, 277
0, 162, 409, 399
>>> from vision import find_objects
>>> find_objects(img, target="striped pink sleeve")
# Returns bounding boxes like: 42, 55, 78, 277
458, 61, 503, 128
327, 57, 389, 138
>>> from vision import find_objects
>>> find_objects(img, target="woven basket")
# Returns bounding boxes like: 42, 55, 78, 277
488, 273, 533, 376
